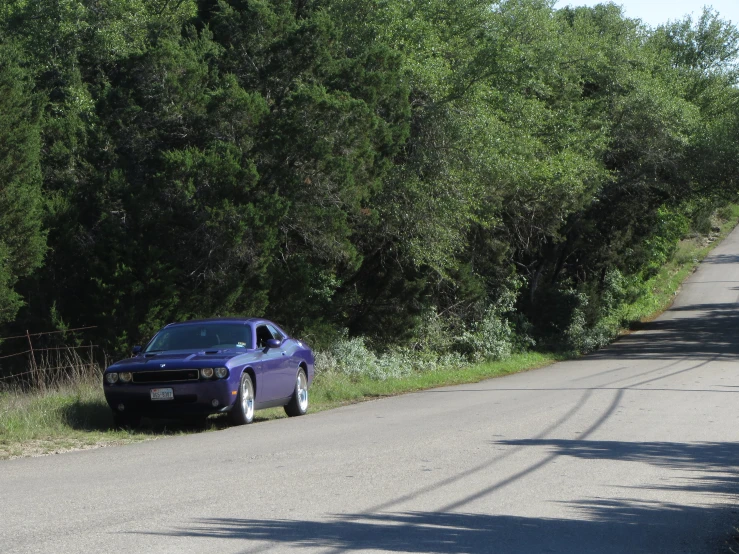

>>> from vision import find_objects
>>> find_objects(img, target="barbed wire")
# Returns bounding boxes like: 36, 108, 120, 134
0, 344, 99, 361
35, 345, 99, 353
0, 362, 100, 380
0, 328, 101, 387
0, 369, 37, 382
0, 350, 30, 360
0, 326, 97, 342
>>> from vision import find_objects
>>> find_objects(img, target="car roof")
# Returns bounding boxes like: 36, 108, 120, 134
162, 318, 281, 328
163, 318, 261, 327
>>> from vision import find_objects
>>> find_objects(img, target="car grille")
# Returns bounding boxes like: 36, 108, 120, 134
132, 370, 200, 384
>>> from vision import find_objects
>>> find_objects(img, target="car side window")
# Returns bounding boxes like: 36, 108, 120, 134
267, 324, 284, 342
255, 325, 274, 348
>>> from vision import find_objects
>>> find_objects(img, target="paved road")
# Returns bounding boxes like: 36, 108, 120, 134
4, 232, 739, 554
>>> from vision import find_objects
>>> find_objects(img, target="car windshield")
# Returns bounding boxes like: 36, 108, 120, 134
145, 323, 252, 352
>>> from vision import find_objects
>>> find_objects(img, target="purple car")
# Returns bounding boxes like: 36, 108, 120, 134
102, 318, 314, 428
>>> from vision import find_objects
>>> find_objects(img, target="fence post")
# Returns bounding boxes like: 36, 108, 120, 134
89, 342, 95, 377
26, 330, 42, 391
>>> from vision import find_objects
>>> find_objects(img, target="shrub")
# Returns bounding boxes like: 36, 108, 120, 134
314, 335, 468, 381
563, 292, 619, 354
411, 307, 461, 354
319, 337, 377, 377
561, 269, 637, 354
457, 306, 514, 363
641, 206, 690, 277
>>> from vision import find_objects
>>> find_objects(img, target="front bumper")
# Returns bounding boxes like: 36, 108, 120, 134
104, 380, 237, 417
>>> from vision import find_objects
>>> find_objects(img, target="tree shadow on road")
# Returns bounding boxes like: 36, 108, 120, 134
141, 504, 736, 554
590, 303, 739, 361
497, 439, 739, 497
703, 254, 739, 265
136, 439, 739, 553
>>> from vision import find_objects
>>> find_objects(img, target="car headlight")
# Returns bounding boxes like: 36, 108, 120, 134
215, 367, 228, 379
119, 372, 133, 383
105, 372, 119, 384
200, 368, 214, 379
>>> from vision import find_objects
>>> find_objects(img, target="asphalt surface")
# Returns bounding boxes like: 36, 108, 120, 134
4, 231, 739, 554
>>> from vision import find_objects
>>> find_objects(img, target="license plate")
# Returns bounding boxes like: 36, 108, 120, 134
150, 388, 174, 401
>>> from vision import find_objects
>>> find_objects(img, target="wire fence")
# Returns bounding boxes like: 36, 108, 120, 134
0, 327, 103, 391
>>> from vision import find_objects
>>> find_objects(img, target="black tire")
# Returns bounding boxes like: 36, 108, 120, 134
112, 411, 141, 430
230, 372, 255, 425
284, 368, 309, 417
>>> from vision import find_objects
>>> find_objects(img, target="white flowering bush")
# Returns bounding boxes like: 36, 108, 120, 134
324, 337, 377, 377
457, 306, 514, 363
314, 336, 469, 381
313, 285, 526, 380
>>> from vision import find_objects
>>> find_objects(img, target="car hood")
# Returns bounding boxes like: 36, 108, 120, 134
106, 350, 253, 370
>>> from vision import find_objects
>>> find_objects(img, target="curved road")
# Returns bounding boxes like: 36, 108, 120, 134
5, 230, 739, 553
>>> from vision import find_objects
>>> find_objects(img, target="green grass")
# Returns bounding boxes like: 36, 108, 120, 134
2, 205, 738, 460
0, 381, 149, 459
0, 351, 559, 459
309, 351, 560, 409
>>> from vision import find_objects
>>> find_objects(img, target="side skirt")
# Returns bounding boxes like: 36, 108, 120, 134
255, 397, 290, 410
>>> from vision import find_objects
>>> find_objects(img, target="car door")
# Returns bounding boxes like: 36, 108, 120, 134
254, 324, 283, 402
266, 323, 296, 400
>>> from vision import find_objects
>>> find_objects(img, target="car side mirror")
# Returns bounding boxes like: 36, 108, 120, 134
132, 345, 142, 355
266, 339, 282, 349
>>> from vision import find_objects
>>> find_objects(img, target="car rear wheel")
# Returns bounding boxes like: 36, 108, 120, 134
285, 368, 309, 417
230, 372, 255, 425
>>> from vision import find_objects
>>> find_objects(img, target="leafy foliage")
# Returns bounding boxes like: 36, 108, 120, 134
0, 44, 46, 323
0, 0, 738, 363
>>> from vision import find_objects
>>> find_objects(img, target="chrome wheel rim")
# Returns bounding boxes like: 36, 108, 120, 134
297, 371, 308, 412
242, 377, 254, 420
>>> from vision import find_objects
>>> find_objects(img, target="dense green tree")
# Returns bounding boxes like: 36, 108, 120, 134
0, 0, 738, 358
0, 45, 46, 324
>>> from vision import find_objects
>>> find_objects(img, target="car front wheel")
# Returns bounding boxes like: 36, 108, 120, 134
230, 372, 255, 425
284, 368, 308, 417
